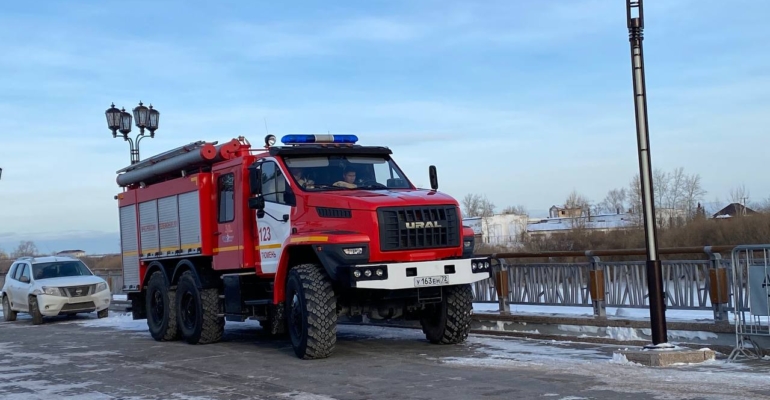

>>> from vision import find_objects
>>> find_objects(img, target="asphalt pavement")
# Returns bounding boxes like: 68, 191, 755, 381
1, 309, 769, 400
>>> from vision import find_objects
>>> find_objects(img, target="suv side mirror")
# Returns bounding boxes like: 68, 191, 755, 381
248, 164, 262, 195
429, 165, 439, 191
19, 275, 30, 284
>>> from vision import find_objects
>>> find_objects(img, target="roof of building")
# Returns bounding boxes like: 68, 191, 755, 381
712, 203, 758, 218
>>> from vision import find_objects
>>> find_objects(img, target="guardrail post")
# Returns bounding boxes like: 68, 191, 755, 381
587, 255, 606, 318
705, 248, 729, 323
492, 258, 510, 314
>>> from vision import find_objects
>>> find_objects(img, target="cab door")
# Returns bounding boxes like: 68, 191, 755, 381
213, 169, 244, 269
256, 159, 294, 274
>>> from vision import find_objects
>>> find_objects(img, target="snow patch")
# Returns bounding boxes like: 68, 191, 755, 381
557, 325, 600, 334
605, 327, 643, 341
278, 391, 338, 400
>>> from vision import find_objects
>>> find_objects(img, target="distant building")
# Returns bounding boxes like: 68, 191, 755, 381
549, 206, 584, 218
463, 214, 529, 248
712, 203, 758, 219
56, 249, 85, 258
527, 213, 636, 239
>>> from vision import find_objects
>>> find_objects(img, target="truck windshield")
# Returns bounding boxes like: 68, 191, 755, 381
284, 155, 413, 191
32, 261, 94, 280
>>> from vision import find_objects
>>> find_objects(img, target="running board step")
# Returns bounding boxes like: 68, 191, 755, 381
244, 299, 272, 306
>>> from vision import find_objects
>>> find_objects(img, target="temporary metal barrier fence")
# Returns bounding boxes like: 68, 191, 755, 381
474, 246, 738, 321
728, 245, 770, 360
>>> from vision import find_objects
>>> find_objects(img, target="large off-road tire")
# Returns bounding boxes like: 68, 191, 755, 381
285, 264, 337, 359
420, 284, 474, 344
2, 295, 17, 322
176, 270, 224, 345
145, 271, 179, 341
29, 296, 44, 325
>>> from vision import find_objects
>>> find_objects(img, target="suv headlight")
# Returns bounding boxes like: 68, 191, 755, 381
42, 286, 65, 296
94, 282, 108, 293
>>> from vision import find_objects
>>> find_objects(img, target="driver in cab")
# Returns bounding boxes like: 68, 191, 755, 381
333, 167, 358, 189
292, 168, 314, 189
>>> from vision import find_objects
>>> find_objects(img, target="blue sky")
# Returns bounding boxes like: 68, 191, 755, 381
1, 0, 768, 254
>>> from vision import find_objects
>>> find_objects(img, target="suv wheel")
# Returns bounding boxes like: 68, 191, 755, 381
2, 296, 17, 322
29, 296, 44, 325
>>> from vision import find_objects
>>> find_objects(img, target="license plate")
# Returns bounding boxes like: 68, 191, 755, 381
414, 275, 449, 287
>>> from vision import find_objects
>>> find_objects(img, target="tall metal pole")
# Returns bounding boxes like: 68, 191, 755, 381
626, 0, 668, 346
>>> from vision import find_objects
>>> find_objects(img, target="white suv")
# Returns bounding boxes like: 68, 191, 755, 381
1, 256, 111, 324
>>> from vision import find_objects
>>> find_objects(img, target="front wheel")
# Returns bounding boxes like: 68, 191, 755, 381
285, 264, 337, 359
29, 296, 44, 325
97, 309, 109, 319
420, 284, 474, 344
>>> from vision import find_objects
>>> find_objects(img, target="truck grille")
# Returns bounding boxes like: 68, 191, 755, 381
64, 285, 92, 297
378, 205, 460, 251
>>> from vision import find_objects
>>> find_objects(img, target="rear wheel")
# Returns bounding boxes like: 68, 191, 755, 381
285, 264, 337, 359
176, 271, 224, 344
420, 284, 474, 344
145, 271, 179, 341
2, 296, 17, 322
29, 296, 44, 325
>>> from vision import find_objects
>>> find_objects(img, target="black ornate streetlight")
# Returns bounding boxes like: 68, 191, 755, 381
106, 101, 160, 164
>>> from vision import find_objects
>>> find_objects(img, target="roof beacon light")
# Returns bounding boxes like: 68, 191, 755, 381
281, 134, 358, 145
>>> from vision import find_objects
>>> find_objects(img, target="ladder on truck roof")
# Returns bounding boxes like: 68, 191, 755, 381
116, 140, 213, 174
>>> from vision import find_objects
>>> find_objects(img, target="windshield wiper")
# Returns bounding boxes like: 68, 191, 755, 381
356, 185, 389, 190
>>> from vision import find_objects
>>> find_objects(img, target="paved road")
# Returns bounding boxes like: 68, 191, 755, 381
1, 310, 769, 400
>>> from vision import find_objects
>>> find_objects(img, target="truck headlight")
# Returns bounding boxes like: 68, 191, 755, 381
464, 240, 472, 248
94, 282, 108, 293
42, 286, 65, 296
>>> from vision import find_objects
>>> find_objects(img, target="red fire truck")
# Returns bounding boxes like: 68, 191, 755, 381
115, 134, 491, 359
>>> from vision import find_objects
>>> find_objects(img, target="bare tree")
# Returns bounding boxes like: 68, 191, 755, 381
462, 194, 482, 218
462, 193, 495, 218
756, 196, 770, 213
0, 248, 8, 259
601, 188, 627, 214
683, 173, 706, 219
729, 184, 750, 205
11, 240, 38, 258
653, 168, 670, 211
502, 205, 528, 216
563, 190, 590, 229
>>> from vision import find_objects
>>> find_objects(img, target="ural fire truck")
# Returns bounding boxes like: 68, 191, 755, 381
115, 134, 491, 359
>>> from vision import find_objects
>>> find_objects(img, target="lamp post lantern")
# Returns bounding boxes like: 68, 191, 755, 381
106, 101, 160, 164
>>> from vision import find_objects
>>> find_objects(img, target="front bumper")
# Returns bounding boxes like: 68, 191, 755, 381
37, 290, 112, 316
349, 257, 491, 290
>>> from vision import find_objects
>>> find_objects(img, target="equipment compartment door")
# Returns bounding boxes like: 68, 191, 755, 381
256, 160, 293, 274
213, 170, 243, 268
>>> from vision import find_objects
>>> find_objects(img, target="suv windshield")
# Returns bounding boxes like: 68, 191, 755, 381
32, 261, 93, 280
284, 155, 412, 191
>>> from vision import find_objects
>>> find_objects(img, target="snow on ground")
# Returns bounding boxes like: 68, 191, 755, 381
472, 302, 718, 321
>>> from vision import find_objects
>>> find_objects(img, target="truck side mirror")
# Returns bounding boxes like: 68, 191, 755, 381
19, 275, 30, 284
248, 164, 262, 195
248, 196, 265, 210
429, 165, 438, 191
248, 196, 266, 218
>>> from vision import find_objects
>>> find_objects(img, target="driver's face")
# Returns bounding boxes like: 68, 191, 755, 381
344, 172, 356, 183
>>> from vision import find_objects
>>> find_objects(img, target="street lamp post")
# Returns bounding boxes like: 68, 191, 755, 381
106, 101, 160, 164
626, 0, 670, 348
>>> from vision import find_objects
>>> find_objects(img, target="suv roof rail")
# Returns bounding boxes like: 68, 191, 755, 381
16, 256, 34, 260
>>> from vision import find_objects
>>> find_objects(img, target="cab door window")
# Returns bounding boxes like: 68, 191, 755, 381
218, 173, 235, 223
261, 162, 290, 204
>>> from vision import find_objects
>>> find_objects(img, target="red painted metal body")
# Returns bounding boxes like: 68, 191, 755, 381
117, 137, 473, 305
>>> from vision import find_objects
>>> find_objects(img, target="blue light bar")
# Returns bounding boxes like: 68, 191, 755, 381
281, 134, 358, 145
